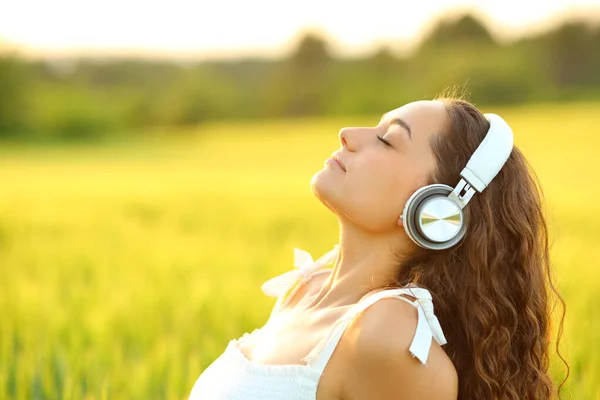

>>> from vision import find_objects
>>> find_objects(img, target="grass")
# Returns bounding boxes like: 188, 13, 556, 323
0, 102, 598, 399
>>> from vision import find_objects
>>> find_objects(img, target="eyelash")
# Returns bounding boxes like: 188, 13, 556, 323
376, 134, 392, 147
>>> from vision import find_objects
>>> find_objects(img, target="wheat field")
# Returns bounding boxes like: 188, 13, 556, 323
1, 102, 598, 399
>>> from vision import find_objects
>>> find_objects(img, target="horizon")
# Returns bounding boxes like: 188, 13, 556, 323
1, 0, 600, 62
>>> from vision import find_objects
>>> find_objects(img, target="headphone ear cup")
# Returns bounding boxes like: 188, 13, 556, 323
402, 184, 468, 250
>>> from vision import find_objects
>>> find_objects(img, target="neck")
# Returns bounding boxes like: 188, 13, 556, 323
305, 218, 414, 310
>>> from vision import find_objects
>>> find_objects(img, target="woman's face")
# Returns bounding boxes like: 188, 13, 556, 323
311, 100, 448, 233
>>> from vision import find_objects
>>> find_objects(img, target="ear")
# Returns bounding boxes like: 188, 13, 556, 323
397, 215, 404, 227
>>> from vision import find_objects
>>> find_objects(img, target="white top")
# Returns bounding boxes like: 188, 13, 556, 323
189, 245, 448, 400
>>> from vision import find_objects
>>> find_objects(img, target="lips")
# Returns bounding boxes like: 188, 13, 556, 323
331, 155, 346, 172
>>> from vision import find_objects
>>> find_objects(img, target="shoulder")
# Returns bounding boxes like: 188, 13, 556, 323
342, 296, 458, 400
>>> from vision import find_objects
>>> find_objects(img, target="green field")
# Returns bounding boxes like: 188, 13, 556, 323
1, 103, 598, 399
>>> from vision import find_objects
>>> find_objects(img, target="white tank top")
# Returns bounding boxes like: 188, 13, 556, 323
189, 245, 448, 400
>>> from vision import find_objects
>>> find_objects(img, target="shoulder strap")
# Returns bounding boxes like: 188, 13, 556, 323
261, 245, 339, 315
266, 268, 332, 320
302, 286, 447, 374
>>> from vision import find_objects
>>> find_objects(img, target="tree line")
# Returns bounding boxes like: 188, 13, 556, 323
1, 13, 599, 140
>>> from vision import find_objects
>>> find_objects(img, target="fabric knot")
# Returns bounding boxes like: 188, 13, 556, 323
396, 285, 447, 364
415, 296, 447, 347
261, 245, 339, 298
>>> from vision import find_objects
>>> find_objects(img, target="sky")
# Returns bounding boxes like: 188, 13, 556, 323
1, 0, 599, 60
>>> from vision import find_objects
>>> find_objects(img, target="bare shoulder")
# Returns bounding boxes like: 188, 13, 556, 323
342, 297, 458, 400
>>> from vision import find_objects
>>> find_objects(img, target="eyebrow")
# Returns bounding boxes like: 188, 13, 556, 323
381, 114, 412, 140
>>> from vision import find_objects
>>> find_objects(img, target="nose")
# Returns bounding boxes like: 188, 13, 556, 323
338, 126, 362, 151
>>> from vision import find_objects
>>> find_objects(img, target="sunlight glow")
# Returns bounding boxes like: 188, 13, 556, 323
1, 0, 599, 59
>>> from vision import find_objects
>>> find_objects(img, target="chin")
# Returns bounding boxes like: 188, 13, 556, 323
310, 169, 342, 214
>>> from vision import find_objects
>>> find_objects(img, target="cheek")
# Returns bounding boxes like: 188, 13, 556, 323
347, 159, 403, 212
351, 157, 422, 212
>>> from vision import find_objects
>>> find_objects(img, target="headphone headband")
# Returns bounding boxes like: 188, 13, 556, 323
448, 113, 514, 209
461, 113, 514, 192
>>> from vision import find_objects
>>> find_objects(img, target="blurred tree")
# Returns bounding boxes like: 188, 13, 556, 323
262, 32, 335, 117
341, 47, 410, 113
540, 21, 599, 89
367, 46, 400, 74
127, 64, 239, 127
593, 26, 600, 85
418, 13, 497, 51
208, 58, 277, 119
411, 13, 542, 105
167, 66, 238, 125
290, 33, 331, 66
0, 54, 34, 137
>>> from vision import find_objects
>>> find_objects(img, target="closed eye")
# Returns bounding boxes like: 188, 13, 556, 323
377, 134, 393, 147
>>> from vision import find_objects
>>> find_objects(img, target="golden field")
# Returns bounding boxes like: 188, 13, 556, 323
0, 102, 598, 399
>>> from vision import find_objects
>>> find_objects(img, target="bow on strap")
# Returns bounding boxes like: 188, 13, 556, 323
399, 286, 447, 364
261, 245, 339, 298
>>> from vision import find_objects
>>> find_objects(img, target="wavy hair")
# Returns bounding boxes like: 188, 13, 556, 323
392, 96, 569, 399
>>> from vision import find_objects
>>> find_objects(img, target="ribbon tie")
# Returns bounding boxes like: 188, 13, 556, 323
400, 286, 447, 364
261, 245, 339, 298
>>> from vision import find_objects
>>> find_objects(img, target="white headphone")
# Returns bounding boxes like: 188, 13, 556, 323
400, 113, 514, 250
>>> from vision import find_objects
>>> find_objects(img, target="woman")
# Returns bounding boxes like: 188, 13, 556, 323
189, 96, 568, 399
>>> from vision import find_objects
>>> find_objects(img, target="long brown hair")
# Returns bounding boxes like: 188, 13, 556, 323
393, 96, 569, 399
